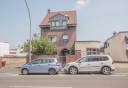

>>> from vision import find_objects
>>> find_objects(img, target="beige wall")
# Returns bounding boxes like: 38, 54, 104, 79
75, 41, 101, 57
2, 56, 27, 65
105, 32, 128, 62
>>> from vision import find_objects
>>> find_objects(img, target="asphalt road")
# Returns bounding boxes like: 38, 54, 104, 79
0, 64, 128, 88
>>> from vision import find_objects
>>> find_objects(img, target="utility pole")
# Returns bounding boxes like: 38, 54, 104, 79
24, 0, 32, 62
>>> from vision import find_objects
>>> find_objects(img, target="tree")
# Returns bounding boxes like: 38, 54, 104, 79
70, 44, 75, 55
23, 33, 57, 55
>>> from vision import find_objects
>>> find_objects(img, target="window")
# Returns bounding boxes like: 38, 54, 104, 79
48, 36, 57, 42
56, 21, 59, 26
87, 57, 98, 62
51, 21, 60, 26
63, 35, 69, 43
125, 36, 128, 44
51, 21, 55, 26
31, 59, 42, 64
77, 57, 87, 63
108, 43, 109, 47
102, 57, 109, 61
87, 48, 98, 55
62, 20, 67, 26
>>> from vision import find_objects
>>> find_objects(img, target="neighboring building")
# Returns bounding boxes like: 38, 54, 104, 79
75, 41, 101, 57
39, 10, 77, 64
104, 31, 128, 62
9, 48, 27, 56
0, 42, 9, 56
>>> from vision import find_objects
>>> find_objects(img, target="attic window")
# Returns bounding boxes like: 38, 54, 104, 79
125, 36, 128, 44
62, 20, 67, 26
65, 14, 68, 17
51, 21, 59, 26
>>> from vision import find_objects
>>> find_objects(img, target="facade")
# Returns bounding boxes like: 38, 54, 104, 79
39, 10, 77, 64
104, 31, 128, 62
9, 48, 27, 56
0, 42, 9, 56
75, 41, 101, 57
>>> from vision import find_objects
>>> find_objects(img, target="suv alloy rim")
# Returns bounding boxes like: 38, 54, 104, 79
70, 67, 77, 75
102, 67, 110, 75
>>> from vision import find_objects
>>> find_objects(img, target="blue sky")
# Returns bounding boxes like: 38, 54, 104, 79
0, 0, 128, 49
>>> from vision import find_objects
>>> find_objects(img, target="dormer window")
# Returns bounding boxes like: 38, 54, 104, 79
62, 20, 67, 26
51, 21, 59, 27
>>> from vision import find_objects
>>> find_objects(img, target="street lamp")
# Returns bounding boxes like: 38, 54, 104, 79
24, 0, 32, 62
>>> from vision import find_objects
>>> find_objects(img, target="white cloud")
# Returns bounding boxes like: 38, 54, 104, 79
76, 0, 90, 9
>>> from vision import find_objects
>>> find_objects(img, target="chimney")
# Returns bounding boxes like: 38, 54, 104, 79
47, 9, 51, 14
113, 31, 117, 36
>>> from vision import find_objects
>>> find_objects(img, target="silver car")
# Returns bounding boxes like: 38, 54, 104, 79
64, 55, 115, 75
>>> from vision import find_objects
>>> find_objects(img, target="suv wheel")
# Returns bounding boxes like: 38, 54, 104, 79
102, 66, 111, 75
69, 66, 78, 75
49, 68, 56, 75
22, 69, 29, 75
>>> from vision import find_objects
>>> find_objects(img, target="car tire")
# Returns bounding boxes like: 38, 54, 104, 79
102, 66, 111, 75
69, 66, 78, 75
22, 69, 29, 75
49, 68, 56, 75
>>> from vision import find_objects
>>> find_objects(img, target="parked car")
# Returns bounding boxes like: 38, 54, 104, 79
20, 58, 61, 75
64, 55, 115, 75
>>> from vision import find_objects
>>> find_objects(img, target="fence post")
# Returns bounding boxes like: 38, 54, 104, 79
0, 57, 2, 69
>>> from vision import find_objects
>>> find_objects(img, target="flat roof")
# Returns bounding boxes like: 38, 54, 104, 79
75, 41, 101, 43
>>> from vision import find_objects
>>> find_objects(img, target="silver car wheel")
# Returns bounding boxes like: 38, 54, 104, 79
69, 67, 78, 75
102, 67, 111, 75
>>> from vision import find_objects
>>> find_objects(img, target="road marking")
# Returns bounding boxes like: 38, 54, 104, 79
111, 75, 125, 77
9, 86, 72, 88
4, 73, 20, 77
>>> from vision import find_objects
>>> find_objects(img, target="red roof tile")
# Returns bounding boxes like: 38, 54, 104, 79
40, 10, 77, 26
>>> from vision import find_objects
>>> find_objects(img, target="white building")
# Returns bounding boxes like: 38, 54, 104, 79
104, 31, 128, 62
9, 48, 27, 56
75, 41, 101, 57
0, 42, 9, 56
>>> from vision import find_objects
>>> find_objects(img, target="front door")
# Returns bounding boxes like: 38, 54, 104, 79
29, 59, 42, 73
77, 57, 91, 71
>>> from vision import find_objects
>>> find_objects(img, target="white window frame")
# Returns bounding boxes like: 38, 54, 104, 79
48, 36, 57, 42
63, 35, 69, 43
62, 20, 67, 26
87, 48, 98, 55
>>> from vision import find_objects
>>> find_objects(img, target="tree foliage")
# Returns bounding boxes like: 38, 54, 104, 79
23, 33, 57, 55
70, 44, 75, 55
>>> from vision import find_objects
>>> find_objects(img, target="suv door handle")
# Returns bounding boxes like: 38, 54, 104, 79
101, 63, 103, 64
88, 64, 90, 65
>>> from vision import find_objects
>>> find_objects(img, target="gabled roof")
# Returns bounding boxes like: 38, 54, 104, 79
40, 10, 77, 26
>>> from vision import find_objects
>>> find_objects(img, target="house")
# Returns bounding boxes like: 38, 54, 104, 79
0, 42, 9, 56
75, 41, 101, 57
104, 31, 128, 62
39, 10, 77, 64
9, 48, 27, 56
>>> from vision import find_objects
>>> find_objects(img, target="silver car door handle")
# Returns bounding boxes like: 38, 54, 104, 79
88, 64, 90, 65
101, 63, 103, 64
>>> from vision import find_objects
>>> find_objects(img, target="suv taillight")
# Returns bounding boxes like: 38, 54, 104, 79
56, 62, 60, 66
112, 60, 115, 64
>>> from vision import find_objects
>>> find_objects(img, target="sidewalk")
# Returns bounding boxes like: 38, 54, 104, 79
114, 63, 128, 68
